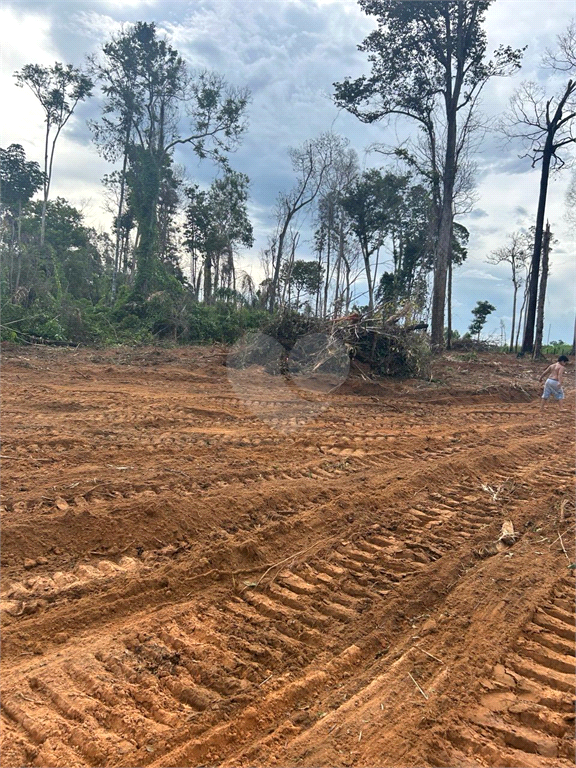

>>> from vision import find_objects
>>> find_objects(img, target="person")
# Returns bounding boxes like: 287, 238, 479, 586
539, 355, 569, 412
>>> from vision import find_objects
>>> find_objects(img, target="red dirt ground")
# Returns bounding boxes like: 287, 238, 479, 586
1, 343, 574, 768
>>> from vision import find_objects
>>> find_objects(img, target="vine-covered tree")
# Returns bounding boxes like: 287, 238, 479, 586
334, 0, 523, 348
89, 22, 250, 298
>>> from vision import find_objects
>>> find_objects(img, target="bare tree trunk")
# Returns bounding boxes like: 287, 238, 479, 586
40, 124, 50, 247
533, 221, 551, 359
430, 106, 457, 351
446, 256, 453, 350
315, 243, 323, 317
112, 126, 131, 301
333, 219, 344, 319
509, 284, 518, 353
204, 253, 212, 304
342, 254, 351, 313
522, 142, 552, 354
516, 268, 531, 353
323, 199, 333, 318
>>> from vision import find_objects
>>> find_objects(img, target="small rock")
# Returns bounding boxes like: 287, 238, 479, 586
23, 558, 37, 570
36, 557, 48, 566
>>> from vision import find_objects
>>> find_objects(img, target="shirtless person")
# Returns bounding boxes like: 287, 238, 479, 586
539, 355, 569, 412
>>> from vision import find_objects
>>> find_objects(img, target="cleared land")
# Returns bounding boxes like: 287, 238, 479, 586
1, 344, 574, 768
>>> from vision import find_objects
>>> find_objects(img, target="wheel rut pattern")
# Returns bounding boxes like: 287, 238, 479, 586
1, 347, 574, 768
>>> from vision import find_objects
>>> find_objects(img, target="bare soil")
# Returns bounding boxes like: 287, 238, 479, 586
1, 343, 574, 768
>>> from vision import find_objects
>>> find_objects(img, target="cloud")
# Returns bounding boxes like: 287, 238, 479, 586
459, 269, 502, 282
469, 208, 489, 219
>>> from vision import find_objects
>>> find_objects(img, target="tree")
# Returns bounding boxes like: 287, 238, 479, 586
0, 144, 44, 293
89, 22, 250, 298
205, 171, 254, 301
268, 133, 342, 311
341, 169, 407, 313
286, 260, 324, 309
446, 222, 469, 348
14, 63, 93, 246
501, 21, 576, 354
487, 231, 529, 351
184, 171, 253, 303
533, 221, 553, 359
468, 299, 495, 341
334, 0, 523, 349
311, 141, 359, 318
375, 180, 436, 312
183, 183, 211, 298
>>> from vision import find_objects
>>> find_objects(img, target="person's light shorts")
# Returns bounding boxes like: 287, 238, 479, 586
542, 378, 564, 400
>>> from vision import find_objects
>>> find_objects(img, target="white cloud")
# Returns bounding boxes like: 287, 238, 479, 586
459, 269, 502, 282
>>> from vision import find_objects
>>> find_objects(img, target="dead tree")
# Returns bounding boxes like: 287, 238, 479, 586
501, 20, 576, 354
533, 222, 552, 359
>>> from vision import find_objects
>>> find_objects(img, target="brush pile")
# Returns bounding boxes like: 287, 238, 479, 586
229, 306, 430, 379
331, 305, 429, 378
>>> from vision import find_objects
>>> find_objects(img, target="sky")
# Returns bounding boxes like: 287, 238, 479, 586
1, 0, 575, 343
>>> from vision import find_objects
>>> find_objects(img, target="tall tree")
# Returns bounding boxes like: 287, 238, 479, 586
533, 222, 553, 360
0, 144, 44, 294
334, 0, 523, 348
14, 63, 93, 246
487, 231, 529, 352
501, 21, 575, 354
184, 171, 253, 303
268, 133, 342, 312
340, 169, 407, 313
89, 22, 250, 298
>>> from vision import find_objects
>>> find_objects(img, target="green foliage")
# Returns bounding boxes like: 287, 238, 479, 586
542, 341, 571, 355
14, 63, 93, 127
468, 300, 496, 340
334, 1, 523, 128
285, 260, 324, 308
184, 171, 254, 303
0, 144, 44, 216
89, 22, 250, 301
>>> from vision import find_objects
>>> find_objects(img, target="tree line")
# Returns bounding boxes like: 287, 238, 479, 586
1, 4, 574, 355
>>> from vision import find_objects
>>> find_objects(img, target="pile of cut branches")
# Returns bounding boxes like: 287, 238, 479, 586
331, 305, 429, 378
229, 305, 429, 380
